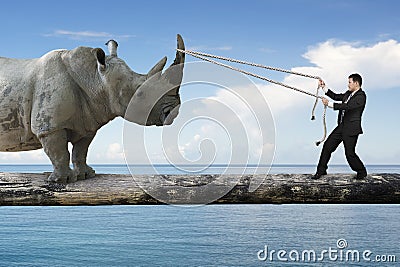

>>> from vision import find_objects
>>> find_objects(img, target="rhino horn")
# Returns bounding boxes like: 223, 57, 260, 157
147, 57, 167, 78
124, 34, 185, 126
147, 34, 185, 80
173, 34, 185, 66
162, 34, 185, 95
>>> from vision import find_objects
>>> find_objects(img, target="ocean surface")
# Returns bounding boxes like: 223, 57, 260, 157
0, 163, 399, 175
0, 165, 399, 266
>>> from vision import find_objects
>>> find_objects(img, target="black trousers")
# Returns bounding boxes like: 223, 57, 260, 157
317, 124, 366, 174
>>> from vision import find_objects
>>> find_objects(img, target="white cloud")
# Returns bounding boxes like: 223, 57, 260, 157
106, 143, 124, 160
0, 152, 21, 161
174, 39, 400, 165
242, 39, 400, 117
303, 39, 400, 90
44, 30, 135, 40
0, 149, 49, 164
173, 85, 276, 165
93, 142, 125, 163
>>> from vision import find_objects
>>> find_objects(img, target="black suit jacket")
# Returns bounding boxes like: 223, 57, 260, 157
326, 89, 366, 136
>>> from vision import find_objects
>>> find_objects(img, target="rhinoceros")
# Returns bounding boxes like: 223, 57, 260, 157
0, 34, 185, 183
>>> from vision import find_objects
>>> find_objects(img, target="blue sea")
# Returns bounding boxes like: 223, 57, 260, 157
0, 165, 399, 267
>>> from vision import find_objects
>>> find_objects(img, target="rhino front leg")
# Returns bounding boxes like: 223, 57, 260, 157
40, 130, 76, 183
72, 134, 96, 180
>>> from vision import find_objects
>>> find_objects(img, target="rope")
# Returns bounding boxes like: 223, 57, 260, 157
315, 105, 327, 146
177, 48, 327, 146
179, 49, 321, 80
177, 49, 323, 99
311, 85, 320, 120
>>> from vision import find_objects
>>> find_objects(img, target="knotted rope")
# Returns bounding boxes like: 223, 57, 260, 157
177, 48, 327, 146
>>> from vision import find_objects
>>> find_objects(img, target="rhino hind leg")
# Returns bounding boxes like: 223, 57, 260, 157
74, 164, 95, 181
72, 134, 96, 180
40, 130, 77, 184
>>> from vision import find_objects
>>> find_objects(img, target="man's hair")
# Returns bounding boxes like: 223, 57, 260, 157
349, 73, 362, 87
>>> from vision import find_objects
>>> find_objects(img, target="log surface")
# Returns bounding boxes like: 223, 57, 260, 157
0, 172, 399, 205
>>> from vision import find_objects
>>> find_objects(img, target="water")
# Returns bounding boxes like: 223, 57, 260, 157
0, 164, 399, 175
0, 205, 398, 266
0, 165, 399, 266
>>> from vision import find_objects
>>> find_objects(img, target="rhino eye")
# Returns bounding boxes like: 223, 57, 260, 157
161, 107, 170, 117
164, 109, 171, 118
162, 105, 172, 113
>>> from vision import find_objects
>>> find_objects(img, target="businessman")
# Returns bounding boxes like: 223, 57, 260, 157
312, 73, 367, 180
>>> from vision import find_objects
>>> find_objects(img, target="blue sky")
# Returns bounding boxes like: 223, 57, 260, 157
1, 0, 399, 166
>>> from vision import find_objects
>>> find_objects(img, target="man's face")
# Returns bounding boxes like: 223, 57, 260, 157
348, 78, 359, 92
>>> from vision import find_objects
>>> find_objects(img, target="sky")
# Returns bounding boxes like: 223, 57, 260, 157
0, 0, 399, 167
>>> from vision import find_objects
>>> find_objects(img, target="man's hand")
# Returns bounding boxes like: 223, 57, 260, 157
319, 78, 326, 88
322, 97, 329, 106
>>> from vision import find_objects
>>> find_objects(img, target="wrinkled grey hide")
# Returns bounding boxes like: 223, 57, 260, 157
0, 34, 185, 183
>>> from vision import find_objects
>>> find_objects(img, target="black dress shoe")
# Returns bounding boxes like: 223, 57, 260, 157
355, 172, 367, 180
311, 172, 326, 180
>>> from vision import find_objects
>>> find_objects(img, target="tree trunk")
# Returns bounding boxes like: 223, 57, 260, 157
0, 172, 399, 205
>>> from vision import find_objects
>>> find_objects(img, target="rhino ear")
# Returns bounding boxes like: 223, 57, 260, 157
92, 48, 106, 70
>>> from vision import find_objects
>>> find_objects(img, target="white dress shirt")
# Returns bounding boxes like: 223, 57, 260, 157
322, 87, 358, 109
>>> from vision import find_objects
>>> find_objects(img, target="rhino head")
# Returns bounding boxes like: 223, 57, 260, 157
123, 34, 185, 126
95, 34, 185, 127
63, 34, 185, 128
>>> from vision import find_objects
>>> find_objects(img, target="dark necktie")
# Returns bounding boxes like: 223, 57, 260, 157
340, 93, 352, 124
